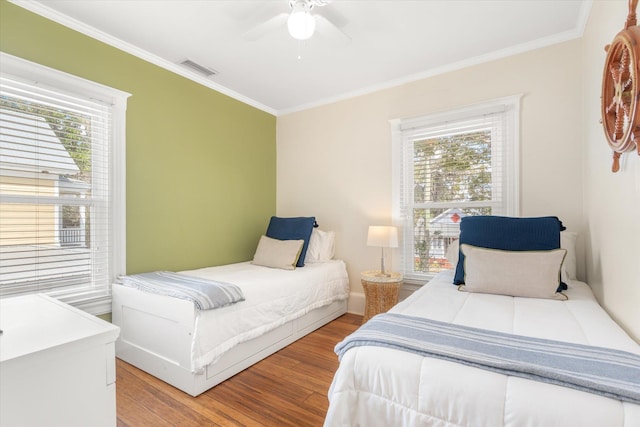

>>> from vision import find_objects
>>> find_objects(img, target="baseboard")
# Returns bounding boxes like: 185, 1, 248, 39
347, 292, 365, 315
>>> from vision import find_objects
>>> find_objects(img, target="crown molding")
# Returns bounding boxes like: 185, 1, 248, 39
279, 1, 593, 115
8, 0, 276, 116
10, 0, 593, 117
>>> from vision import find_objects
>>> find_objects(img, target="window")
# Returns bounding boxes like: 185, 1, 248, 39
0, 53, 129, 314
391, 96, 520, 282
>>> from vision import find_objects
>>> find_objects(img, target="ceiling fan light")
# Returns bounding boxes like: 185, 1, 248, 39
288, 8, 315, 40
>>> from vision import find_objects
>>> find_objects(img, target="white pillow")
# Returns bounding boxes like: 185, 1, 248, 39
251, 235, 304, 270
458, 244, 567, 300
305, 229, 335, 262
445, 239, 459, 266
560, 231, 577, 280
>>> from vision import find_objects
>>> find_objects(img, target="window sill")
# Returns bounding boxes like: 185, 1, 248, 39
53, 291, 112, 316
402, 275, 432, 287
67, 296, 112, 316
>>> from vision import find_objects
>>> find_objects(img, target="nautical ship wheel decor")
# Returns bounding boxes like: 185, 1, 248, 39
602, 0, 640, 172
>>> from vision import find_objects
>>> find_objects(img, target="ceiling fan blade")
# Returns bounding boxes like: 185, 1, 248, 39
242, 13, 288, 41
311, 0, 333, 6
315, 5, 348, 29
315, 14, 351, 44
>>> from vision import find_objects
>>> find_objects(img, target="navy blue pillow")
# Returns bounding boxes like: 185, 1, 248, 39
453, 216, 567, 290
265, 216, 316, 267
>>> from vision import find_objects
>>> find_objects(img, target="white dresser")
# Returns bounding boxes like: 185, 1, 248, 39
0, 294, 120, 427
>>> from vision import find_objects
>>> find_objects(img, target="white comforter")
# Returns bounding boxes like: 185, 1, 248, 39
181, 260, 349, 371
325, 270, 640, 427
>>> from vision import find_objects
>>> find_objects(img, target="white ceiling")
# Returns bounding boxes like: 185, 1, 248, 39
15, 0, 593, 115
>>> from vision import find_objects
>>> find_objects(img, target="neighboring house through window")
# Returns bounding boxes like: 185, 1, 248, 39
0, 53, 129, 314
391, 96, 521, 282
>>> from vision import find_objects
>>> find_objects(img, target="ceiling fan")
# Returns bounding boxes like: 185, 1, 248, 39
242, 0, 350, 44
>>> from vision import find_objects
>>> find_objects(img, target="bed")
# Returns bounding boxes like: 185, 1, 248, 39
113, 218, 350, 396
325, 217, 640, 427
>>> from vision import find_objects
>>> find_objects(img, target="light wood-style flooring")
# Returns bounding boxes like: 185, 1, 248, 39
116, 313, 362, 427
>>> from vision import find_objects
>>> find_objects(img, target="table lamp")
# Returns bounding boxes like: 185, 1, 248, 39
367, 225, 399, 277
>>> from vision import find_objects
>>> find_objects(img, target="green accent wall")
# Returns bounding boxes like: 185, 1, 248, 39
0, 1, 276, 273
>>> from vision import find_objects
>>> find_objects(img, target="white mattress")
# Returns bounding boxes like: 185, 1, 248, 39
180, 260, 349, 371
325, 270, 640, 427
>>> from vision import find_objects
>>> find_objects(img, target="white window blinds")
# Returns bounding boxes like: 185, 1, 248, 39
393, 96, 520, 281
0, 53, 128, 312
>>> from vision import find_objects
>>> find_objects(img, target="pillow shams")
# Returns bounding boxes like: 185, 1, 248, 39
265, 216, 315, 267
447, 229, 578, 282
458, 244, 567, 300
252, 235, 304, 270
445, 239, 460, 266
560, 231, 577, 280
453, 216, 566, 289
306, 229, 335, 262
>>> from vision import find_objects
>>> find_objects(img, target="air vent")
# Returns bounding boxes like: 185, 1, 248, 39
179, 59, 218, 77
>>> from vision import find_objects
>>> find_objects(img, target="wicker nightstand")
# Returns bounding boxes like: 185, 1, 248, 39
361, 270, 403, 324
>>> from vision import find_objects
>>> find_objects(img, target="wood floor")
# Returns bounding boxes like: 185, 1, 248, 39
116, 313, 362, 427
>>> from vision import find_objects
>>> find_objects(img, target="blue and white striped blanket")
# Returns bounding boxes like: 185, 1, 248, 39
335, 313, 640, 404
120, 271, 245, 311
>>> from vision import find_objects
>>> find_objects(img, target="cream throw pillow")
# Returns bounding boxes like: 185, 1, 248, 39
447, 232, 578, 282
458, 244, 567, 300
252, 235, 304, 270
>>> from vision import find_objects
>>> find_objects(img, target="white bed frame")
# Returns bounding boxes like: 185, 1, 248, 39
112, 284, 347, 396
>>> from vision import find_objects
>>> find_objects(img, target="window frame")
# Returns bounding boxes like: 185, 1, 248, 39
391, 95, 521, 283
0, 52, 130, 314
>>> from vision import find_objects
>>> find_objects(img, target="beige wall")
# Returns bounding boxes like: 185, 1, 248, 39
582, 1, 640, 341
277, 40, 584, 312
278, 2, 640, 341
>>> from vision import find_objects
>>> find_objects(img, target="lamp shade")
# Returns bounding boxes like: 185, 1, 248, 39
367, 226, 399, 248
287, 3, 316, 40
